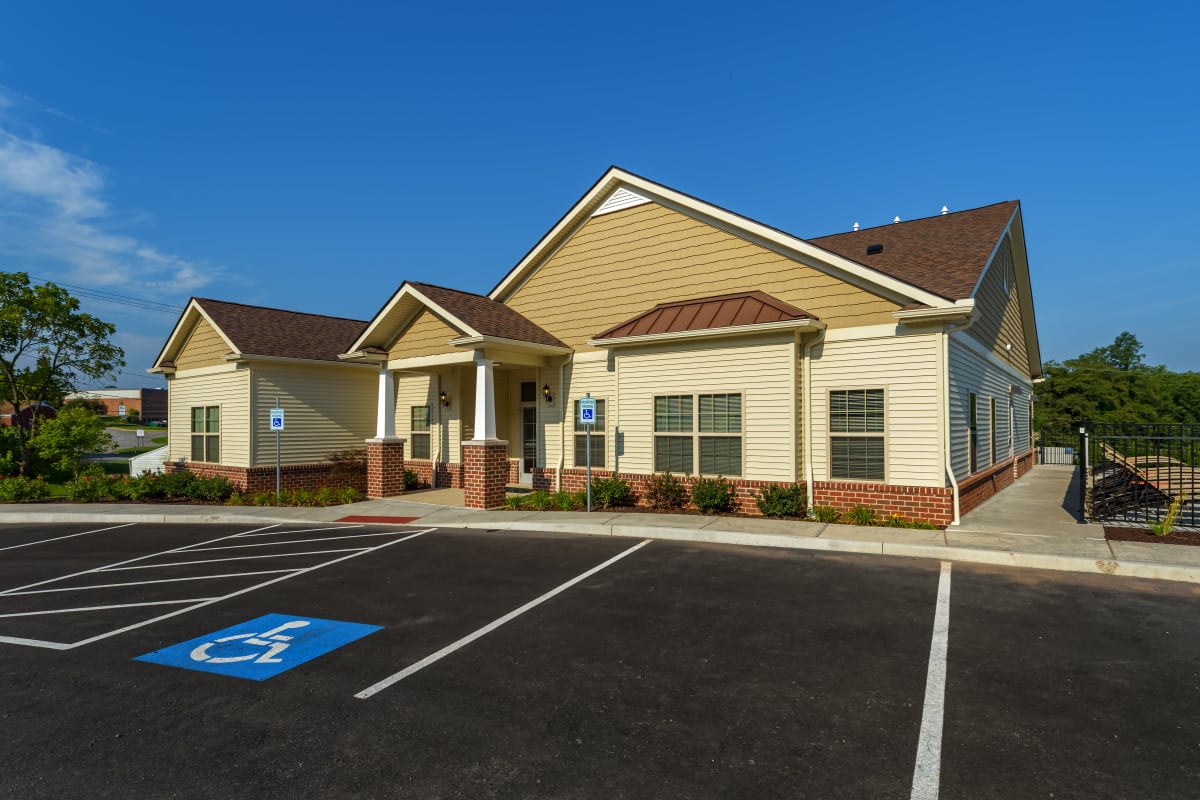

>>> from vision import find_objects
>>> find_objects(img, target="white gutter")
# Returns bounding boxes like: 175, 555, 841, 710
587, 318, 825, 349
940, 315, 975, 526
802, 329, 825, 516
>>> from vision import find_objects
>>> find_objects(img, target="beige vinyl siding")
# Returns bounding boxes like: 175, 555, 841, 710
809, 332, 942, 486
562, 357, 616, 471
396, 368, 468, 464
250, 364, 376, 466
967, 236, 1029, 375
174, 317, 231, 371
613, 336, 793, 480
389, 309, 464, 360
166, 370, 250, 466
947, 336, 1033, 480
501, 202, 901, 351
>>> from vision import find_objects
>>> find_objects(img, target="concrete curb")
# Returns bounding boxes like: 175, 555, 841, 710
2, 507, 1197, 585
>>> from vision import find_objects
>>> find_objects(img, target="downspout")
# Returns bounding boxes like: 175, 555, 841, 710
941, 318, 974, 526
432, 373, 441, 489
556, 353, 572, 492
802, 329, 825, 515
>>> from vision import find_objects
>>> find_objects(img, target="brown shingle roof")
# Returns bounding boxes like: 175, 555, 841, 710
408, 282, 567, 348
195, 298, 368, 363
808, 201, 1019, 301
595, 291, 816, 340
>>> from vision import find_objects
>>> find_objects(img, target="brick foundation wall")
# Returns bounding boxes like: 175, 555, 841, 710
366, 438, 406, 499
958, 448, 1036, 517
464, 441, 508, 509
531, 468, 802, 517
166, 461, 365, 494
811, 481, 955, 527
404, 459, 465, 489
507, 459, 522, 485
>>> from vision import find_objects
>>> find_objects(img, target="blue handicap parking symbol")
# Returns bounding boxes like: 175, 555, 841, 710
135, 613, 382, 681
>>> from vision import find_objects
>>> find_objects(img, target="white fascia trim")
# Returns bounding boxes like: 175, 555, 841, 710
445, 335, 572, 355
337, 350, 389, 363
822, 323, 902, 342
153, 300, 238, 368
490, 168, 954, 310
586, 318, 825, 348
386, 351, 477, 371
948, 332, 1036, 388
224, 353, 379, 370
892, 300, 975, 322
347, 283, 481, 354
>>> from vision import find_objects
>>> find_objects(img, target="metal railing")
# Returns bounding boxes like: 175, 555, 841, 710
1081, 422, 1200, 528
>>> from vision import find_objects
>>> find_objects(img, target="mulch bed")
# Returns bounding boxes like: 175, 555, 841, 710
1104, 526, 1200, 547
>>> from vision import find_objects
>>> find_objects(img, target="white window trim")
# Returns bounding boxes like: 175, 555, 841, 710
651, 392, 745, 477
826, 387, 887, 483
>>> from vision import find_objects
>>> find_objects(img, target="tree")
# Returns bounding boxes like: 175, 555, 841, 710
32, 405, 113, 476
0, 273, 124, 475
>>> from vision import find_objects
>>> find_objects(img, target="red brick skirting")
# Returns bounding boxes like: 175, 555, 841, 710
166, 461, 365, 494
958, 448, 1036, 517
811, 481, 955, 527
404, 459, 464, 489
464, 441, 508, 509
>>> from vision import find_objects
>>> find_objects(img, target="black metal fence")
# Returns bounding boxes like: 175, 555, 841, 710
1081, 422, 1200, 528
1035, 424, 1080, 465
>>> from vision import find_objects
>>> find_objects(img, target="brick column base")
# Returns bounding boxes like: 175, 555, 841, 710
366, 437, 406, 499
463, 440, 509, 509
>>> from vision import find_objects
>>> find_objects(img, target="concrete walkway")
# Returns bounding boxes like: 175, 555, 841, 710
2, 465, 1198, 584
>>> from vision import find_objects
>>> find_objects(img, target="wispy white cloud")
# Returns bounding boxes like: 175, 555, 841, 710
0, 126, 220, 293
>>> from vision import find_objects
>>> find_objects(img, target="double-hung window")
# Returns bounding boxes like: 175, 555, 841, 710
410, 406, 431, 459
829, 389, 884, 481
653, 393, 742, 475
573, 399, 606, 468
190, 406, 220, 463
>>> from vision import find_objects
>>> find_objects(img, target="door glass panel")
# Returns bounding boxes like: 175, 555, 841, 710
522, 407, 537, 472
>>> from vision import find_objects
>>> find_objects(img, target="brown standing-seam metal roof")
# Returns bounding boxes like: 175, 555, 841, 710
808, 200, 1020, 301
595, 291, 817, 340
194, 298, 369, 363
407, 282, 567, 348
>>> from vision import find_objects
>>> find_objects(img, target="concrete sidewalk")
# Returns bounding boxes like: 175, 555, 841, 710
2, 466, 1198, 584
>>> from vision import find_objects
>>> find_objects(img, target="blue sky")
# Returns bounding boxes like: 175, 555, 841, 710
0, 1, 1196, 386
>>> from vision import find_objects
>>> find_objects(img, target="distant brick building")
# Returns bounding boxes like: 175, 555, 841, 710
0, 402, 56, 428
65, 388, 168, 422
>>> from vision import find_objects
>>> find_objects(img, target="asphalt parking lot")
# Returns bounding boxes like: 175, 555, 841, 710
1, 522, 1198, 799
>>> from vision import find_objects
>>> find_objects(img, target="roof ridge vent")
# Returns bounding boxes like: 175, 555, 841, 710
941, 205, 949, 215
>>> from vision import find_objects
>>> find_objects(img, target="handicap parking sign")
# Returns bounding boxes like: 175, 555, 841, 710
135, 613, 381, 681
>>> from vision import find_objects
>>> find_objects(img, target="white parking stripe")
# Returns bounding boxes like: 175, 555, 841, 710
0, 523, 136, 552
0, 598, 218, 618
911, 561, 952, 800
182, 531, 411, 552
62, 528, 436, 649
0, 635, 73, 650
231, 524, 366, 538
4, 569, 300, 595
355, 539, 651, 700
97, 548, 368, 571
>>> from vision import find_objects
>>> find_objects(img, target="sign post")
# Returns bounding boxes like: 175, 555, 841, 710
269, 400, 285, 496
135, 428, 145, 455
579, 394, 597, 512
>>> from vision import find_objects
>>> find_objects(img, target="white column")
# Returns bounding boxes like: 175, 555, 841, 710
375, 368, 396, 439
472, 358, 497, 441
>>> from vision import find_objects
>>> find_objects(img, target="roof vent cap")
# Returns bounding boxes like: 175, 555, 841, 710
893, 216, 901, 224
941, 205, 949, 215
866, 244, 884, 255
852, 222, 859, 232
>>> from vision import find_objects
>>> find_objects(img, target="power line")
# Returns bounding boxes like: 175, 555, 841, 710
28, 275, 184, 315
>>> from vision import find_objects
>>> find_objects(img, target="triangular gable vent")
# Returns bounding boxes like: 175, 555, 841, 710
593, 186, 653, 217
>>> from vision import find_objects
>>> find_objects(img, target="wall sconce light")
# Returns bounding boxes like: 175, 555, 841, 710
439, 390, 450, 408
542, 383, 553, 405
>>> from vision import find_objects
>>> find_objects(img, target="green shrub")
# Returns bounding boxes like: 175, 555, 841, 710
125, 472, 167, 501
525, 490, 554, 511
845, 504, 877, 526
590, 476, 633, 509
65, 472, 115, 502
645, 472, 687, 510
1151, 493, 1189, 536
756, 484, 803, 518
811, 505, 840, 523
550, 490, 583, 511
0, 475, 49, 502
158, 469, 196, 498
251, 491, 278, 506
225, 492, 245, 506
403, 469, 420, 491
504, 494, 525, 510
186, 476, 236, 502
691, 476, 735, 514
